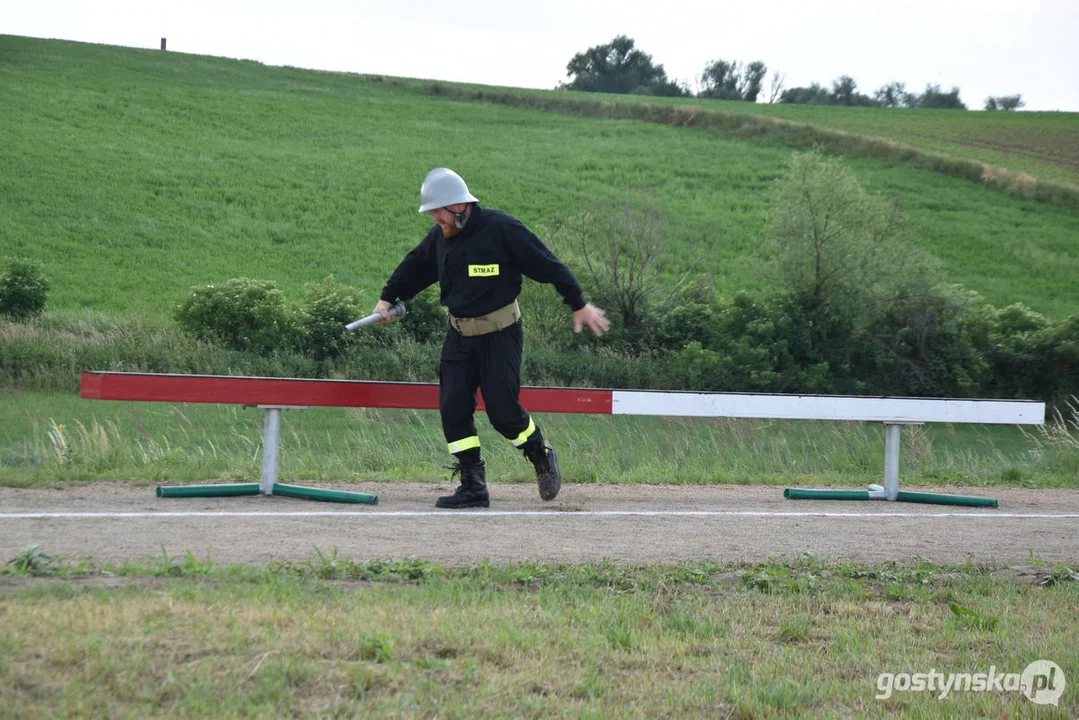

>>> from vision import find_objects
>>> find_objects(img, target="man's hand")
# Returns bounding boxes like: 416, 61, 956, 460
573, 303, 610, 337
372, 299, 395, 323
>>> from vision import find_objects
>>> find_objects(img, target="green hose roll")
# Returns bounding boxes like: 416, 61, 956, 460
272, 483, 378, 505
157, 483, 261, 498
895, 491, 998, 508
784, 488, 871, 501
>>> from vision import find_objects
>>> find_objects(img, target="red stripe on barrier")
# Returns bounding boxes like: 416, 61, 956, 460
81, 373, 440, 409
80, 371, 105, 400
80, 373, 614, 414
517, 387, 613, 414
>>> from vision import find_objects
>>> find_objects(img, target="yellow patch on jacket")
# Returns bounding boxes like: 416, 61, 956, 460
468, 264, 500, 277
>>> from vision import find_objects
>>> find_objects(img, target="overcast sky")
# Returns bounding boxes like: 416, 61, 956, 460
7, 0, 1078, 111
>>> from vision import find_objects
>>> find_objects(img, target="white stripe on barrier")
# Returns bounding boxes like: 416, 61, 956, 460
2, 511, 1077, 519
610, 391, 1045, 424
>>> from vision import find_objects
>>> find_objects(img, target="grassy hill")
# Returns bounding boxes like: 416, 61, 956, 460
695, 99, 1079, 186
2, 34, 1078, 320
549, 90, 1079, 187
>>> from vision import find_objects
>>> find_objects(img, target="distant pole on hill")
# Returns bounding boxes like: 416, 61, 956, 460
160, 38, 166, 51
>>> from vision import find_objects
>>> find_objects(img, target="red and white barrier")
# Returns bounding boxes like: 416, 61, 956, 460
80, 372, 1045, 498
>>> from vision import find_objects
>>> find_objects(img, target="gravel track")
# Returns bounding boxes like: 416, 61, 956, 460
2, 482, 1077, 566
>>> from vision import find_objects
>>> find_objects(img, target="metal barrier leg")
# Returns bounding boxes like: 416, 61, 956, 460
158, 404, 377, 503
261, 407, 281, 495
883, 423, 901, 501
785, 421, 996, 507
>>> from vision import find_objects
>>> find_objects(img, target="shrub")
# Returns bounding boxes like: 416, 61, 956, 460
655, 292, 825, 393
710, 293, 830, 392
175, 278, 301, 355
640, 282, 721, 352
299, 277, 366, 361
517, 278, 579, 350
979, 302, 1051, 398
551, 199, 711, 353
645, 300, 718, 352
399, 288, 447, 344
776, 291, 857, 386
851, 288, 989, 397
0, 310, 322, 393
1031, 314, 1079, 403
0, 257, 50, 321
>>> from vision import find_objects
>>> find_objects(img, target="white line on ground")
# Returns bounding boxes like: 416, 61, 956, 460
2, 511, 1078, 520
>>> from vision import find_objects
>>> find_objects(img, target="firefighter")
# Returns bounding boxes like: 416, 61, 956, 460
373, 168, 610, 508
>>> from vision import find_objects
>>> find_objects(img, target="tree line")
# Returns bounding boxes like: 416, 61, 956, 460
561, 36, 1024, 111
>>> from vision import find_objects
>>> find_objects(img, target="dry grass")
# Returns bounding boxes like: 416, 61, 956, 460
1, 555, 1077, 717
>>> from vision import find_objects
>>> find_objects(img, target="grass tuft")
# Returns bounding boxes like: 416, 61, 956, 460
1, 545, 64, 577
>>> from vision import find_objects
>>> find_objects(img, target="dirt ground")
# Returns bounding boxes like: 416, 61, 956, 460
1, 482, 1078, 566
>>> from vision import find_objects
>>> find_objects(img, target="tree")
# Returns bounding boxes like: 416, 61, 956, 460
742, 61, 767, 102
779, 82, 832, 105
699, 59, 768, 101
831, 75, 856, 105
985, 94, 1024, 111
764, 150, 939, 367
779, 77, 873, 106
642, 77, 691, 97
766, 71, 786, 104
917, 84, 966, 109
561, 36, 686, 96
699, 59, 740, 100
873, 81, 917, 108
830, 76, 874, 106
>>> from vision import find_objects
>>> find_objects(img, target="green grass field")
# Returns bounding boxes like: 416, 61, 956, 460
2, 551, 1077, 717
2, 35, 1078, 320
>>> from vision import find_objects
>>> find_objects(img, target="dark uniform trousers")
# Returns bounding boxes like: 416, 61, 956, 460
439, 320, 534, 451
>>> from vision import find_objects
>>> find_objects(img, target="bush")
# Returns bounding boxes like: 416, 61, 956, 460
551, 199, 712, 353
678, 292, 830, 393
399, 289, 447, 344
299, 277, 366, 361
639, 282, 720, 352
0, 257, 50, 321
976, 301, 1050, 399
0, 310, 321, 393
1031, 314, 1079, 404
851, 288, 989, 397
517, 279, 578, 350
175, 278, 301, 355
776, 291, 857, 386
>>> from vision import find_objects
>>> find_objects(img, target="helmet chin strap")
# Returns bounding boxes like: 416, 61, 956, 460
452, 204, 471, 230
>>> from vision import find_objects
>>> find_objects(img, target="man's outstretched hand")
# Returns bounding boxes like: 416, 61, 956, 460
573, 303, 610, 337
372, 300, 395, 323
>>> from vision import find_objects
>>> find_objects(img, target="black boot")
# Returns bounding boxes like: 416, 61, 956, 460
523, 439, 561, 501
436, 458, 490, 509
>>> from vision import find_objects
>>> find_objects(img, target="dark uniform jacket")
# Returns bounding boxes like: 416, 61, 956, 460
380, 205, 586, 318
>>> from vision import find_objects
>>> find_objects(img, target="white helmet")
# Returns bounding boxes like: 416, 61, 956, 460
418, 167, 478, 213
